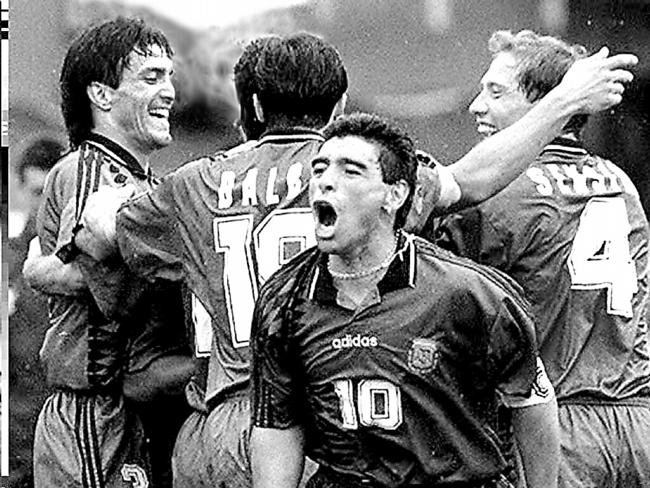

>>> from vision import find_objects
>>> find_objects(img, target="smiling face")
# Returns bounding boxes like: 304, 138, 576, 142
309, 135, 400, 259
108, 44, 175, 153
469, 51, 534, 138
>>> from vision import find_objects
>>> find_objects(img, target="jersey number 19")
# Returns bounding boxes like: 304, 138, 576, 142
193, 209, 316, 355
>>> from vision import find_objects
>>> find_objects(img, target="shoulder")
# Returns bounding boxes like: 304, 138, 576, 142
45, 150, 80, 185
258, 246, 320, 309
414, 236, 527, 306
166, 140, 259, 180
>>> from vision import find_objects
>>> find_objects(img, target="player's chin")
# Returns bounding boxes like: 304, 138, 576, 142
315, 234, 338, 253
149, 130, 173, 149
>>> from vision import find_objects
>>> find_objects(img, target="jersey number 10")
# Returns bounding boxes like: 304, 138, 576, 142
334, 379, 403, 430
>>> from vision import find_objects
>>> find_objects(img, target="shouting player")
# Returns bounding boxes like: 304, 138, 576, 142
250, 112, 557, 488
72, 32, 636, 487
434, 30, 650, 487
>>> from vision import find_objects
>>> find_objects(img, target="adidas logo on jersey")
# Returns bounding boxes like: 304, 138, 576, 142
331, 334, 378, 349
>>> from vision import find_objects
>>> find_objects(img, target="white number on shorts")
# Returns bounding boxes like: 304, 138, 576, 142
333, 379, 403, 430
567, 197, 638, 317
121, 464, 149, 488
191, 209, 315, 353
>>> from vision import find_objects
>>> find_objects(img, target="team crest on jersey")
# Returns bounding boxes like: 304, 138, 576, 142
408, 338, 440, 374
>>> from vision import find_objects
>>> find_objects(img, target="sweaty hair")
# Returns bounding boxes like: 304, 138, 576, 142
323, 112, 417, 229
254, 33, 348, 129
60, 17, 173, 149
488, 29, 589, 135
234, 36, 278, 140
18, 138, 64, 183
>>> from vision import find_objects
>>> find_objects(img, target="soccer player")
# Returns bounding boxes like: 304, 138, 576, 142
27, 17, 192, 488
7, 137, 63, 487
73, 33, 635, 488
433, 30, 650, 487
250, 112, 557, 488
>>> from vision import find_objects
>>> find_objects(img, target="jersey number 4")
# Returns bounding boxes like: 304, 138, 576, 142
567, 197, 638, 318
193, 209, 316, 354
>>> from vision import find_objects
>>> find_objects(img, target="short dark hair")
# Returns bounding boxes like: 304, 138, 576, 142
488, 29, 589, 135
255, 33, 348, 129
18, 138, 64, 183
60, 17, 173, 149
323, 112, 417, 229
234, 36, 278, 140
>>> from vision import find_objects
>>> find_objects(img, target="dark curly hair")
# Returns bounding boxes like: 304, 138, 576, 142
323, 112, 417, 229
233, 36, 279, 140
254, 33, 348, 129
60, 17, 173, 149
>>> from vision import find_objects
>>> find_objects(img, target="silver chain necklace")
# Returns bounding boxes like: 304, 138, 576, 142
328, 233, 399, 281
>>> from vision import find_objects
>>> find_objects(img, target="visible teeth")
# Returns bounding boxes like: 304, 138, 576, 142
150, 108, 169, 118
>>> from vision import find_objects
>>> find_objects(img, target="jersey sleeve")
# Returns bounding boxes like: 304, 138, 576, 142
36, 163, 72, 255
116, 174, 184, 282
488, 290, 538, 401
499, 356, 555, 408
251, 280, 304, 429
434, 208, 510, 269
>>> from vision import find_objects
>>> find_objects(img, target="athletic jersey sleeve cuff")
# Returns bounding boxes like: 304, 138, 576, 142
499, 356, 555, 408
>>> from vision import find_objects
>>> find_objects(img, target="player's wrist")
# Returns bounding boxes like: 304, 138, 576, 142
55, 222, 85, 264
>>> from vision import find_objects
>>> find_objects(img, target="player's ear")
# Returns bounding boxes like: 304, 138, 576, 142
329, 93, 347, 123
252, 93, 265, 123
384, 180, 410, 216
87, 81, 113, 112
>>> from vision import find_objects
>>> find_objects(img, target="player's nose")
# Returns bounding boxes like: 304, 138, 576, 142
469, 92, 487, 115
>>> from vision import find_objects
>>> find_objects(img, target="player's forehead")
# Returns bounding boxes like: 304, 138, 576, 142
480, 51, 519, 89
316, 135, 382, 167
122, 44, 173, 76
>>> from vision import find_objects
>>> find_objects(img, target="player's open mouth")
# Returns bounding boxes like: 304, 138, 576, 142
313, 201, 337, 227
476, 121, 497, 136
149, 107, 170, 119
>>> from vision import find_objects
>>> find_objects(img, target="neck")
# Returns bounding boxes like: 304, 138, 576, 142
329, 229, 399, 280
93, 127, 151, 171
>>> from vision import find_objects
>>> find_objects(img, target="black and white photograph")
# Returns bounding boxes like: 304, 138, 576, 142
5, 1, 650, 487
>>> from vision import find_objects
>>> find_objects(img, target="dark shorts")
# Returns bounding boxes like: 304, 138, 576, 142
559, 398, 650, 488
33, 390, 150, 488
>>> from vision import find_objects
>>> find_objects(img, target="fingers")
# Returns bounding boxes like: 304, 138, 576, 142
609, 68, 634, 84
591, 46, 609, 59
602, 52, 639, 70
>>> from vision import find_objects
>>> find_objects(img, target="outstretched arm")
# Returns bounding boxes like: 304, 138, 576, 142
444, 48, 637, 212
251, 426, 305, 488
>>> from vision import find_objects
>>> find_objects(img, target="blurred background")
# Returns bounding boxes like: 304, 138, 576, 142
6, 0, 650, 486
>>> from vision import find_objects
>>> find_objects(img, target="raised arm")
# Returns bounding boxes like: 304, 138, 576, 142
445, 48, 637, 211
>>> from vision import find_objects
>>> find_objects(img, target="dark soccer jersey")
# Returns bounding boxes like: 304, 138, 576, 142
116, 130, 326, 407
36, 133, 185, 390
436, 137, 650, 401
252, 233, 538, 486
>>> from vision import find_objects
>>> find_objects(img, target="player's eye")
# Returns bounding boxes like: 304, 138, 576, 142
312, 163, 326, 176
